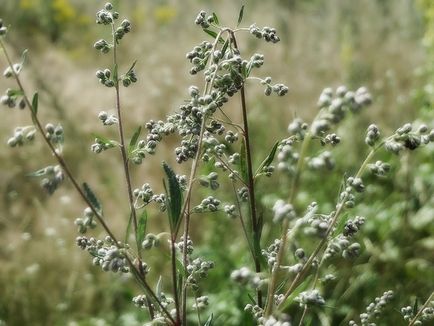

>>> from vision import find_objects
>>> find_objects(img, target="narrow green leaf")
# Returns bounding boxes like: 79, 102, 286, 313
203, 28, 218, 39
412, 297, 418, 314
240, 139, 248, 183
237, 5, 245, 27
255, 141, 279, 177
203, 314, 214, 326
31, 92, 38, 124
91, 133, 117, 148
221, 39, 229, 57
162, 162, 182, 234
203, 28, 224, 44
136, 210, 148, 249
83, 182, 102, 214
7, 89, 24, 97
212, 12, 219, 25
128, 125, 142, 154
126, 60, 137, 75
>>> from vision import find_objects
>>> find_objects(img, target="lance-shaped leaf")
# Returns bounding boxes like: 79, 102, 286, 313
83, 182, 103, 214
128, 125, 142, 155
136, 209, 148, 250
203, 314, 214, 326
255, 141, 279, 178
31, 92, 38, 125
237, 5, 245, 27
162, 162, 182, 234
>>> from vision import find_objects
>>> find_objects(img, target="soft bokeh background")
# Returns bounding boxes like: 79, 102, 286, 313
0, 0, 433, 325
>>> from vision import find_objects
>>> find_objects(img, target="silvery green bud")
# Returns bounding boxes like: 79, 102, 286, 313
0, 26, 7, 36
104, 3, 113, 10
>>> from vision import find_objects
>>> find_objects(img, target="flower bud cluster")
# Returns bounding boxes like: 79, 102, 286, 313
321, 133, 341, 146
237, 187, 249, 202
199, 172, 220, 190
258, 315, 291, 326
385, 123, 434, 154
231, 267, 265, 289
95, 3, 119, 25
175, 138, 199, 163
305, 213, 331, 238
324, 234, 361, 260
365, 124, 381, 146
192, 296, 209, 310
249, 24, 280, 43
244, 304, 264, 322
7, 126, 36, 147
1, 88, 25, 109
3, 64, 21, 79
186, 257, 215, 292
186, 41, 213, 75
121, 67, 137, 87
143, 119, 176, 155
224, 130, 238, 143
93, 39, 111, 54
287, 118, 308, 139
343, 216, 365, 237
277, 139, 299, 173
91, 137, 115, 154
262, 239, 281, 270
133, 184, 166, 211
114, 19, 132, 41
401, 305, 434, 324
313, 86, 372, 136
96, 69, 114, 87
38, 165, 64, 195
272, 200, 296, 223
350, 290, 394, 326
295, 289, 325, 307
76, 236, 130, 273
194, 196, 221, 212
368, 160, 391, 177
176, 236, 194, 255
74, 207, 97, 234
0, 19, 7, 36
194, 10, 213, 29
98, 111, 118, 125
44, 123, 64, 145
308, 151, 335, 170
223, 204, 237, 218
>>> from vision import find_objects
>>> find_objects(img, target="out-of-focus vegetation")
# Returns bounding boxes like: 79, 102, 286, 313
0, 0, 432, 325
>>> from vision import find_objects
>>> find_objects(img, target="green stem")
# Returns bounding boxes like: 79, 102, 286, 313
277, 145, 380, 309
264, 132, 312, 316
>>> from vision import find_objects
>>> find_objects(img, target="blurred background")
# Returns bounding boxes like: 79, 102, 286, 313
0, 0, 433, 325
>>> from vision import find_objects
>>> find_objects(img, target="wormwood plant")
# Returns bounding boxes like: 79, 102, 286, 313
1, 3, 434, 325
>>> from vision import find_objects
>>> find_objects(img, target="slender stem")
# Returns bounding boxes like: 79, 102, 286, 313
408, 292, 434, 326
0, 39, 174, 323
170, 236, 181, 324
179, 30, 229, 324
264, 133, 312, 316
232, 181, 255, 257
111, 25, 142, 261
298, 305, 309, 326
277, 145, 380, 309
229, 31, 263, 307
195, 296, 202, 325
